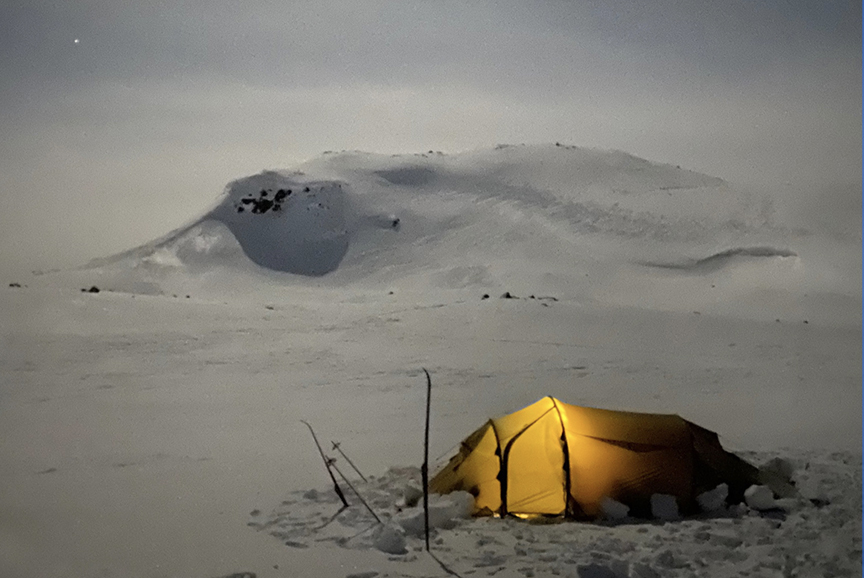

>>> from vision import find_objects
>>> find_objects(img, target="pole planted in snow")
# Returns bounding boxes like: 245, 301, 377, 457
301, 420, 349, 509
419, 369, 464, 578
331, 441, 368, 483
422, 368, 432, 552
330, 461, 381, 524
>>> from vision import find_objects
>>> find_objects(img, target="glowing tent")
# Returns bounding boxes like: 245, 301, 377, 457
430, 397, 788, 519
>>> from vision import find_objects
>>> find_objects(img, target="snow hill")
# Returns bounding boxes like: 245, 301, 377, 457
74, 143, 850, 322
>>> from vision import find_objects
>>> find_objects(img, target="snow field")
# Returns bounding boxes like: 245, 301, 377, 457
1, 144, 859, 577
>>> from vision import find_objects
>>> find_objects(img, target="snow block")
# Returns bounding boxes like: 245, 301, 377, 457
398, 483, 423, 508
372, 524, 407, 555
696, 483, 729, 513
395, 492, 473, 537
744, 485, 776, 511
760, 457, 796, 480
599, 496, 630, 520
650, 494, 680, 521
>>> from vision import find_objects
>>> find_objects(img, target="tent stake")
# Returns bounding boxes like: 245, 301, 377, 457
421, 368, 432, 552
300, 420, 349, 509
331, 441, 368, 482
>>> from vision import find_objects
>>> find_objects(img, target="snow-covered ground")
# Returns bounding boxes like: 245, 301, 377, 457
1, 145, 860, 577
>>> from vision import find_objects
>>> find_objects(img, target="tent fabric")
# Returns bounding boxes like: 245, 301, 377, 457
430, 397, 777, 519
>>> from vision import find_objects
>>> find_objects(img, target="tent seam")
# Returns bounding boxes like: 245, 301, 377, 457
488, 418, 504, 516
550, 397, 573, 518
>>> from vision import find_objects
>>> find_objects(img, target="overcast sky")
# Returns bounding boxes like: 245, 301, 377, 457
1, 1, 861, 273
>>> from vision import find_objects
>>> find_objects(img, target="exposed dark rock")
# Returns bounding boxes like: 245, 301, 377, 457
501, 291, 516, 299
86, 286, 100, 293
240, 187, 293, 214
481, 294, 489, 300
251, 199, 274, 214
9, 282, 21, 288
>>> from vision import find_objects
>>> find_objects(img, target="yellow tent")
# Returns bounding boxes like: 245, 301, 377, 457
430, 397, 789, 519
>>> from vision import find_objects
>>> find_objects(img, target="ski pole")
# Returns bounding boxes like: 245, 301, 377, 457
301, 420, 349, 509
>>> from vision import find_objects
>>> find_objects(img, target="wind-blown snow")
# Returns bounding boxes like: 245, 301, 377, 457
1, 144, 859, 578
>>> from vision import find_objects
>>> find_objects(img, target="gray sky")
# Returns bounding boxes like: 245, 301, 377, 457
1, 0, 860, 274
